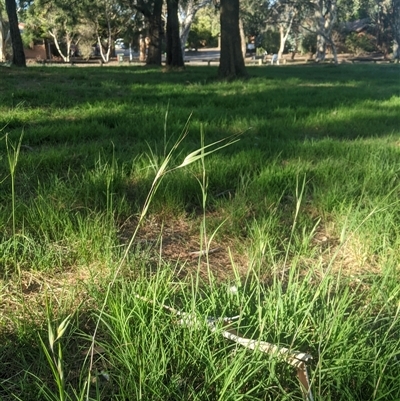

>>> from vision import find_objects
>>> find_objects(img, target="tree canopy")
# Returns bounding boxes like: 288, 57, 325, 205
4, 0, 399, 68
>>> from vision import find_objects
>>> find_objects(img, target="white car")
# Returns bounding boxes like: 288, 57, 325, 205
115, 39, 125, 49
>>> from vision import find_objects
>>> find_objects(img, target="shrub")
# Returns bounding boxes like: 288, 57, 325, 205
187, 27, 218, 50
345, 32, 377, 55
300, 32, 317, 55
258, 30, 280, 54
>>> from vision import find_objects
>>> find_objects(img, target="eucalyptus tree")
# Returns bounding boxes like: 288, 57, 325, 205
240, 0, 270, 44
217, 0, 247, 78
240, 0, 302, 61
134, 0, 210, 67
166, 0, 184, 67
268, 0, 300, 61
0, 0, 10, 62
372, 0, 400, 59
84, 0, 136, 63
337, 0, 399, 58
5, 0, 25, 66
299, 0, 338, 63
129, 0, 163, 65
238, 0, 268, 57
240, 0, 302, 60
25, 0, 82, 62
83, 0, 114, 62
178, 0, 211, 55
259, 0, 340, 63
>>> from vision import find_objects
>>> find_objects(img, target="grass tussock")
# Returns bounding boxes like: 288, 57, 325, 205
1, 63, 400, 400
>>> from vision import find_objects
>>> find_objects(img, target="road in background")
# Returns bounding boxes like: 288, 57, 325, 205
115, 47, 221, 64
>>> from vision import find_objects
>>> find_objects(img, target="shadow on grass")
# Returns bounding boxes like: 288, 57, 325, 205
0, 63, 399, 261
1, 64, 399, 146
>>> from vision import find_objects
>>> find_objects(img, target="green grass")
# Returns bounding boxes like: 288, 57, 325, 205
1, 63, 400, 400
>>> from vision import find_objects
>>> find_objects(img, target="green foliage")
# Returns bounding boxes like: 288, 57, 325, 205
258, 29, 280, 54
255, 46, 266, 56
21, 28, 36, 49
22, 0, 137, 62
188, 5, 219, 49
187, 26, 218, 49
345, 32, 377, 54
241, 0, 271, 37
300, 32, 317, 54
26, 0, 78, 39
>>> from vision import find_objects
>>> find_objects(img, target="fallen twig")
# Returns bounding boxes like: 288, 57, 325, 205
212, 322, 313, 401
188, 247, 221, 258
133, 293, 313, 401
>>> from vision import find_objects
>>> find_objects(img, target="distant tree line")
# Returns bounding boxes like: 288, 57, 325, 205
1, 0, 399, 74
240, 0, 400, 63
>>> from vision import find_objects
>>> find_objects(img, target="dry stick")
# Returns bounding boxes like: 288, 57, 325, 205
188, 247, 221, 258
134, 293, 314, 401
215, 323, 314, 401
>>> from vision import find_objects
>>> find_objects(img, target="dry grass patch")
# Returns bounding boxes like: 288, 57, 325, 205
119, 215, 250, 282
0, 265, 105, 336
316, 224, 379, 272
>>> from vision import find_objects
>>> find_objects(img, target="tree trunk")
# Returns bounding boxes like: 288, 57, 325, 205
291, 33, 299, 59
277, 12, 295, 63
239, 17, 246, 60
146, 0, 163, 66
179, 0, 211, 56
316, 32, 338, 63
166, 0, 184, 67
315, 33, 326, 61
0, 18, 7, 62
97, 35, 111, 63
218, 0, 247, 79
277, 26, 285, 63
394, 42, 400, 61
314, 0, 337, 63
392, 0, 400, 61
180, 22, 191, 56
49, 30, 69, 62
139, 35, 147, 61
326, 36, 338, 64
98, 10, 113, 63
5, 0, 25, 67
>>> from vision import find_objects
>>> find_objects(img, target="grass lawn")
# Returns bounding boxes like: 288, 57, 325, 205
1, 63, 400, 400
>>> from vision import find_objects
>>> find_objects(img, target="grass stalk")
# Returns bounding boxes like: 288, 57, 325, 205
5, 132, 23, 277
282, 174, 307, 281
86, 115, 242, 400
38, 302, 72, 401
